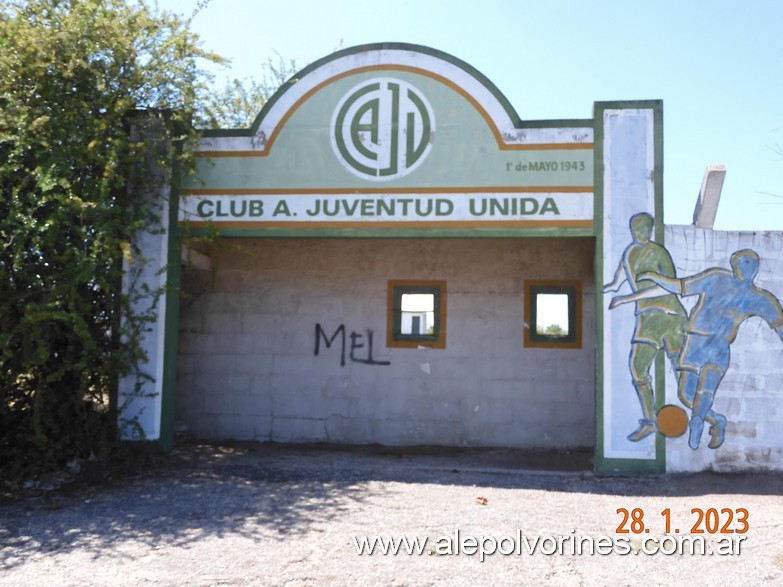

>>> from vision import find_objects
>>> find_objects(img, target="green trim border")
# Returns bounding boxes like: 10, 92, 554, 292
178, 225, 595, 239
593, 100, 666, 476
157, 146, 183, 452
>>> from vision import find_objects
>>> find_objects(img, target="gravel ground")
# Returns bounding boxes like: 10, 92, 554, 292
1, 442, 782, 586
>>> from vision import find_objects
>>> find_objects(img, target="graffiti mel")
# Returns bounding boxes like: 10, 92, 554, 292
608, 217, 783, 450
314, 324, 391, 367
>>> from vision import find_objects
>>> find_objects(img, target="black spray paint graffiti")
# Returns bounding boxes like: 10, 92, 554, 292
314, 324, 391, 367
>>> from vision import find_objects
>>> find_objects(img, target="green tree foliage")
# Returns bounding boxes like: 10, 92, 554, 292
544, 324, 566, 336
0, 0, 219, 479
198, 52, 299, 129
536, 323, 566, 336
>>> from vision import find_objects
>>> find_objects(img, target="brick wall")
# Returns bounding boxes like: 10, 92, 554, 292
176, 237, 596, 449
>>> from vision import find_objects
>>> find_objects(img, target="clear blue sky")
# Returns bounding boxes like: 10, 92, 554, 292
158, 0, 783, 231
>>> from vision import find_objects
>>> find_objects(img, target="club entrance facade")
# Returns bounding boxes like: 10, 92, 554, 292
120, 44, 783, 474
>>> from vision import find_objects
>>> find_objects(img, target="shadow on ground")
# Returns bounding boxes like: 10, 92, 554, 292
1, 440, 780, 571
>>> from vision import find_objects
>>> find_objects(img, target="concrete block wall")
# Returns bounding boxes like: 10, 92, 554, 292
665, 226, 783, 472
176, 237, 596, 449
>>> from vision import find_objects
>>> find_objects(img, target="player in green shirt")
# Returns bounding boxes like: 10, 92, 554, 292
604, 213, 688, 441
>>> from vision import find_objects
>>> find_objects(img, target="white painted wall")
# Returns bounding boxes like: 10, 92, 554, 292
601, 107, 659, 462
117, 116, 172, 441
176, 237, 596, 449
118, 204, 169, 441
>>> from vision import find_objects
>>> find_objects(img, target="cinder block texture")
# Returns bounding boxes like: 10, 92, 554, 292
666, 226, 783, 472
176, 237, 595, 449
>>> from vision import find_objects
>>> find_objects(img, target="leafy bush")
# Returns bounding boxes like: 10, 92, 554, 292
0, 0, 217, 481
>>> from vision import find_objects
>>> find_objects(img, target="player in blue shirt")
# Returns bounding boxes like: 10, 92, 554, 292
640, 249, 783, 449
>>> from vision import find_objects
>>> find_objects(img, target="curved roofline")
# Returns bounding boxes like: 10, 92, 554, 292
201, 42, 524, 137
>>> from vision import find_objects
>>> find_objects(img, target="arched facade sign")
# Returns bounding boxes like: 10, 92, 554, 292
180, 44, 596, 236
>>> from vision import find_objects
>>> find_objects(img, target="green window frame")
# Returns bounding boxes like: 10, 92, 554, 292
524, 280, 582, 349
387, 280, 447, 349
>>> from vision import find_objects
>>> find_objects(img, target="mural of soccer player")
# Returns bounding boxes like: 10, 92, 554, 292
603, 213, 689, 442
640, 249, 783, 449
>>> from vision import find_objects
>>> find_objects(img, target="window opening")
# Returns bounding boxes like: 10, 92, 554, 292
387, 281, 446, 348
524, 280, 581, 349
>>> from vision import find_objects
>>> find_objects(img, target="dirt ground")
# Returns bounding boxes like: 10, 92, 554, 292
1, 442, 782, 586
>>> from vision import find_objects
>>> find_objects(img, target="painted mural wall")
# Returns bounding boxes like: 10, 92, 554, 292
175, 237, 596, 449
664, 226, 783, 472
603, 220, 783, 473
